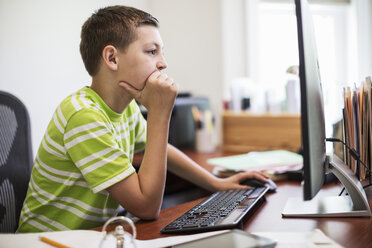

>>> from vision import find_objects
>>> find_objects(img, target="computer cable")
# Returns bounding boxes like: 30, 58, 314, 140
325, 137, 372, 195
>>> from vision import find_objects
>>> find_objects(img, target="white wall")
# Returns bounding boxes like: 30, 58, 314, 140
146, 0, 252, 146
2, 0, 370, 155
221, 0, 249, 99
354, 0, 372, 78
0, 0, 237, 152
147, 0, 225, 145
0, 0, 147, 153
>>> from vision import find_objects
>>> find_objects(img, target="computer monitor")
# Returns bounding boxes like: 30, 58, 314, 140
282, 0, 371, 217
295, 0, 326, 201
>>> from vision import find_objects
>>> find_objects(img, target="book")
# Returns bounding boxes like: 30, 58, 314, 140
0, 229, 341, 248
0, 229, 230, 248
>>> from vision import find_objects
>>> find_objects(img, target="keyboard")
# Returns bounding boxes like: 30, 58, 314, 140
160, 186, 269, 234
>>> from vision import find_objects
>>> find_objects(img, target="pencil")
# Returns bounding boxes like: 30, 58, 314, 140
39, 236, 71, 248
191, 105, 200, 122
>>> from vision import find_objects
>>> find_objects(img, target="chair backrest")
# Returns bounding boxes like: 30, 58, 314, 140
0, 91, 33, 233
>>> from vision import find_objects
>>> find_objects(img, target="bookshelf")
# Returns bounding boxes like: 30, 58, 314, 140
222, 111, 301, 153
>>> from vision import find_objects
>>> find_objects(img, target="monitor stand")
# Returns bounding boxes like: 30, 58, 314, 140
282, 154, 371, 217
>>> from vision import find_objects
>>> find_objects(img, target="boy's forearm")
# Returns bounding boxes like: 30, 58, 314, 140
109, 70, 178, 218
137, 112, 171, 208
106, 113, 170, 220
167, 144, 220, 192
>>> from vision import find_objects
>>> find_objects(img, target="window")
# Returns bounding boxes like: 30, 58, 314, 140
246, 0, 356, 138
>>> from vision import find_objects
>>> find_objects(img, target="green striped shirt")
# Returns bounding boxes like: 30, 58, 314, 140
17, 87, 147, 232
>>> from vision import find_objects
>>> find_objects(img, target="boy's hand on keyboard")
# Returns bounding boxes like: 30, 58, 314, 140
214, 171, 270, 191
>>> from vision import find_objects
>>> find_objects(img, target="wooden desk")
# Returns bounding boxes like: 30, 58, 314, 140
97, 150, 372, 248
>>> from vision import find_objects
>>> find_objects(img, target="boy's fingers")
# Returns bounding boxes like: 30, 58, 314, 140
147, 70, 162, 83
238, 171, 269, 183
157, 73, 168, 82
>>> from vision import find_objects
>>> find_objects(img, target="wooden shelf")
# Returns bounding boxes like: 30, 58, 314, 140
222, 111, 301, 153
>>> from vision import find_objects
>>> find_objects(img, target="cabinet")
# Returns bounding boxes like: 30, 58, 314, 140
222, 111, 301, 153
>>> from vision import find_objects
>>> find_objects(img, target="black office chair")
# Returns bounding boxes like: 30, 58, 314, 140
0, 91, 33, 233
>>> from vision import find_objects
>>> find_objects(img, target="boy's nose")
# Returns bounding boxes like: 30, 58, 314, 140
157, 56, 167, 71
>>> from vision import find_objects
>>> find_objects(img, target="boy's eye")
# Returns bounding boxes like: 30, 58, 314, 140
147, 49, 156, 55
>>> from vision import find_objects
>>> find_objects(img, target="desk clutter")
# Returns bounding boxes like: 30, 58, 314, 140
0, 228, 341, 248
191, 105, 216, 153
209, 150, 303, 182
162, 96, 216, 153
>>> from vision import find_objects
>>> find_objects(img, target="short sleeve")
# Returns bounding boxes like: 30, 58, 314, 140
64, 109, 135, 193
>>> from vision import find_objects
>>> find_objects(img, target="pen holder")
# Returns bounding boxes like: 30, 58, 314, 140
100, 216, 137, 248
195, 128, 215, 153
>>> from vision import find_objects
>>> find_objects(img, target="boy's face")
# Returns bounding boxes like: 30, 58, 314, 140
117, 25, 167, 90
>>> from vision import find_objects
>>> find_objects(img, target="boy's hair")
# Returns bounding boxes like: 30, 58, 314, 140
80, 5, 159, 76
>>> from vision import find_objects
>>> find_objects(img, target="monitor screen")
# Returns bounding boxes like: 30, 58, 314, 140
282, 0, 371, 217
295, 0, 327, 200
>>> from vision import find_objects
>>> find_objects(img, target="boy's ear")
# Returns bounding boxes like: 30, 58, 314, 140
102, 45, 118, 71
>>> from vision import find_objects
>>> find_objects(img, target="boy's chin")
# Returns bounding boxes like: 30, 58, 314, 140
119, 81, 144, 91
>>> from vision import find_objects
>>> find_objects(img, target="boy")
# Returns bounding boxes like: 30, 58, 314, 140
17, 5, 268, 232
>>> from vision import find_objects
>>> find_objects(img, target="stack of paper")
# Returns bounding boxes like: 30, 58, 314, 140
208, 150, 303, 180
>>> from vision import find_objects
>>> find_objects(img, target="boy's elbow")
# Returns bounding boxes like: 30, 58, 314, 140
138, 208, 160, 220
130, 205, 160, 220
